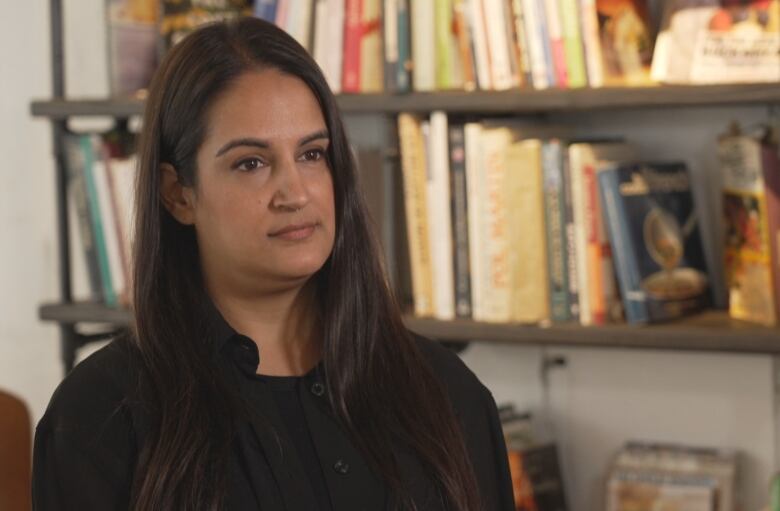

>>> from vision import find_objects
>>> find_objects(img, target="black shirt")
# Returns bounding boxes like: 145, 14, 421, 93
32, 312, 515, 510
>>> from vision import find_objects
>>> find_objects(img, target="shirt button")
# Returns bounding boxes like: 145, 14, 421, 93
333, 459, 350, 475
311, 382, 325, 396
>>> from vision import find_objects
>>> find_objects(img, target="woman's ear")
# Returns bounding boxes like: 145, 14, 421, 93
159, 163, 197, 225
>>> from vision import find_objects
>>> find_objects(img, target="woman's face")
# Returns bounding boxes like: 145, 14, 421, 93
169, 68, 336, 295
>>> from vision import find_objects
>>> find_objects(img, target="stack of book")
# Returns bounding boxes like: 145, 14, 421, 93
398, 111, 712, 326
606, 441, 738, 511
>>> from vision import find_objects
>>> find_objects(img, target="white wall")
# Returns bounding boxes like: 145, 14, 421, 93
0, 2, 775, 511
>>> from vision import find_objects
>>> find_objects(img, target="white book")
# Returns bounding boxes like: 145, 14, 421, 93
91, 137, 126, 300
521, 0, 550, 88
412, 0, 436, 91
427, 112, 456, 320
313, 0, 344, 93
578, 0, 603, 87
467, 0, 493, 90
464, 122, 485, 320
108, 155, 137, 286
482, 0, 514, 90
286, 0, 314, 50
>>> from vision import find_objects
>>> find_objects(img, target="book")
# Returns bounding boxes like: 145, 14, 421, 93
313, 0, 345, 93
449, 123, 473, 318
542, 140, 570, 322
652, 0, 780, 84
468, 0, 494, 90
106, 0, 158, 95
557, 0, 587, 88
342, 0, 362, 92
465, 122, 487, 319
160, 0, 252, 51
579, 0, 604, 87
598, 162, 710, 324
718, 127, 780, 325
398, 113, 434, 316
411, 0, 436, 91
428, 112, 456, 320
254, 0, 279, 21
595, 0, 655, 86
507, 139, 550, 324
483, 0, 517, 90
542, 0, 568, 87
360, 0, 384, 92
64, 136, 103, 302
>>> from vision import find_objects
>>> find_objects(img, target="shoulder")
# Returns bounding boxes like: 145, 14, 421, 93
411, 333, 492, 412
37, 336, 140, 441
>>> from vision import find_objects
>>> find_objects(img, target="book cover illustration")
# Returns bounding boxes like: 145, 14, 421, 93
599, 162, 710, 324
718, 129, 779, 325
595, 0, 655, 85
652, 0, 780, 83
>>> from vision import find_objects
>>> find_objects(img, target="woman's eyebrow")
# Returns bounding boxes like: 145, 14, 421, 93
214, 129, 330, 157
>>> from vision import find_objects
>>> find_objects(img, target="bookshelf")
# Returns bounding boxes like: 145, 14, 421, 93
38, 302, 780, 354
34, 1, 780, 376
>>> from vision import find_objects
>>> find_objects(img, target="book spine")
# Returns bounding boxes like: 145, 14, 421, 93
569, 145, 591, 324
598, 167, 648, 324
453, 0, 477, 90
482, 0, 515, 90
428, 112, 456, 319
535, 0, 557, 87
468, 0, 494, 90
521, 0, 550, 88
396, 0, 412, 92
398, 113, 434, 316
435, 0, 455, 89
411, 0, 436, 91
509, 140, 550, 324
359, 0, 383, 92
384, 0, 400, 92
275, 0, 290, 27
64, 136, 103, 301
465, 123, 485, 320
578, 0, 603, 87
342, 0, 362, 92
584, 161, 606, 324
101, 142, 131, 297
562, 145, 580, 321
543, 141, 570, 322
449, 123, 473, 318
79, 135, 117, 307
558, 0, 587, 87
510, 0, 533, 86
542, 0, 568, 87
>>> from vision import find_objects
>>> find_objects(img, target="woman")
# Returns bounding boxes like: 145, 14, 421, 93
32, 17, 514, 511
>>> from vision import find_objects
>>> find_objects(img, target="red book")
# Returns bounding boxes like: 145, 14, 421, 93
341, 0, 362, 93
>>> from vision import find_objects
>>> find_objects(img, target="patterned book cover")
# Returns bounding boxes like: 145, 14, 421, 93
599, 162, 710, 324
595, 0, 655, 86
718, 130, 779, 325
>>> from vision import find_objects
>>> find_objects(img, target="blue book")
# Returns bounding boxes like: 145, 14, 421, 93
254, 0, 278, 22
598, 162, 710, 324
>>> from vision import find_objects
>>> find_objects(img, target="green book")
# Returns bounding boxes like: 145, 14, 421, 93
434, 0, 453, 90
558, 0, 587, 88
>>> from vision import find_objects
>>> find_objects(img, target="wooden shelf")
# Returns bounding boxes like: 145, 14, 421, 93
39, 302, 780, 354
30, 84, 780, 119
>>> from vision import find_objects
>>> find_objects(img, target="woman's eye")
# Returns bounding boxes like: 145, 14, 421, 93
300, 148, 325, 162
234, 157, 264, 172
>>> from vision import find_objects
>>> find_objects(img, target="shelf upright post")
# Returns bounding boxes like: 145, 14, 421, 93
49, 0, 79, 374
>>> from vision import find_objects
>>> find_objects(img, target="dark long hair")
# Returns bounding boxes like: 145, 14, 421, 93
130, 17, 481, 510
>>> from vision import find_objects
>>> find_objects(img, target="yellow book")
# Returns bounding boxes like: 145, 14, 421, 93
398, 113, 434, 317
506, 139, 550, 324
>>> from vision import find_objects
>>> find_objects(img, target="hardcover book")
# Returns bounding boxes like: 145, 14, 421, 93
598, 162, 710, 324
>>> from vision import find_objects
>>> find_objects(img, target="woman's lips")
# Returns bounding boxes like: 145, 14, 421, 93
268, 222, 317, 241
